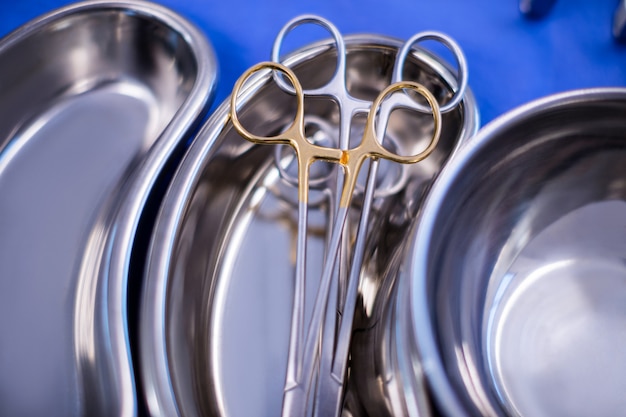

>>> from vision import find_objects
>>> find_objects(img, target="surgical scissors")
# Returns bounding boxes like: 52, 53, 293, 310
230, 60, 442, 416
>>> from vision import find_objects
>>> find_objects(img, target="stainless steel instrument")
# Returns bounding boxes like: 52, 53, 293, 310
231, 60, 443, 416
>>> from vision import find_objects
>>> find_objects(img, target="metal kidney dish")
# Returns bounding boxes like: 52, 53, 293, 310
140, 34, 478, 417
0, 1, 217, 415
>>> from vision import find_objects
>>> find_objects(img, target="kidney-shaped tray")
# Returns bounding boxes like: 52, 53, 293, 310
141, 34, 479, 416
0, 1, 217, 416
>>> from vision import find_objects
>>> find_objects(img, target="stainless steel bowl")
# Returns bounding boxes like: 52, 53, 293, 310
140, 34, 478, 417
407, 88, 626, 417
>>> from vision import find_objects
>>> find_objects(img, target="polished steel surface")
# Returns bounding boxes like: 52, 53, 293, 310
141, 34, 478, 417
0, 2, 217, 416
408, 88, 626, 417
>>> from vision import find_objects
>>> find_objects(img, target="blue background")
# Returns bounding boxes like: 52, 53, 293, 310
2, 0, 625, 125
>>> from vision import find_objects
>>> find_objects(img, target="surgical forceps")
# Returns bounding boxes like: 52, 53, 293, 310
268, 21, 465, 417
231, 61, 441, 415
268, 17, 373, 417
312, 32, 467, 417
231, 17, 466, 416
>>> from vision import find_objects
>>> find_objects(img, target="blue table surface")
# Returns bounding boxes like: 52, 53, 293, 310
1, 0, 625, 125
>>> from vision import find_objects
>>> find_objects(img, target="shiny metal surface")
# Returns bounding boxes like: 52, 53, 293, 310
0, 2, 217, 416
141, 34, 478, 417
409, 88, 626, 417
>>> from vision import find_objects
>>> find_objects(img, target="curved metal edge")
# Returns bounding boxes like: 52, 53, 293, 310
140, 33, 479, 417
140, 86, 229, 417
407, 87, 626, 417
29, 1, 223, 416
